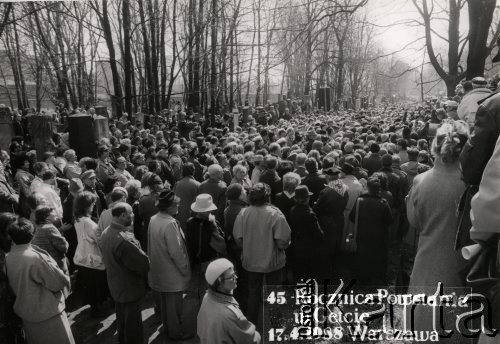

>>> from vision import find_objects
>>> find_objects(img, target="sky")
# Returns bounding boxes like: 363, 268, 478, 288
367, 0, 422, 53
366, 0, 471, 66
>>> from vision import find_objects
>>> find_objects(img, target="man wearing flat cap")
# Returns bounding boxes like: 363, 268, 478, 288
148, 190, 192, 341
457, 76, 492, 128
197, 258, 261, 344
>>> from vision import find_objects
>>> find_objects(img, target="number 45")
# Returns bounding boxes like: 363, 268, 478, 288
266, 291, 286, 304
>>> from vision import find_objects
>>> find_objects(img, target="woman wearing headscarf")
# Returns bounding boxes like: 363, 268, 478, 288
406, 121, 470, 340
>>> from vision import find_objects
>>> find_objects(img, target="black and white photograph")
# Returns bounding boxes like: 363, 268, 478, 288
0, 0, 499, 343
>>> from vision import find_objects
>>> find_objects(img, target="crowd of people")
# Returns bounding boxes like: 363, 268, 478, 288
0, 75, 499, 344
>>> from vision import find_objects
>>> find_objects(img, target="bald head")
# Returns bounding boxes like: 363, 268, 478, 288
112, 202, 134, 227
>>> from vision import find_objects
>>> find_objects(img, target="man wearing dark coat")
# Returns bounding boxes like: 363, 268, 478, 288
362, 142, 383, 176
301, 158, 326, 206
349, 177, 393, 286
313, 165, 348, 258
289, 185, 329, 283
259, 156, 282, 202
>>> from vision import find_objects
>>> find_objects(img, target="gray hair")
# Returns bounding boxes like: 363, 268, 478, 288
282, 172, 301, 192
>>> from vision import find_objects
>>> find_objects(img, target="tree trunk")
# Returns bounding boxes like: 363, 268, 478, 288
147, 0, 159, 112
186, 0, 195, 106
49, 7, 77, 109
245, 2, 257, 103
33, 38, 42, 111
235, 31, 242, 105
210, 0, 218, 125
76, 4, 84, 107
4, 28, 23, 110
122, 0, 133, 117
165, 0, 178, 109
11, 13, 29, 109
304, 1, 312, 96
202, 12, 209, 115
220, 10, 227, 106
160, 0, 167, 108
263, 5, 276, 104
0, 66, 14, 109
255, 0, 262, 106
466, 0, 496, 79
0, 3, 12, 39
96, 0, 123, 117
229, 29, 234, 108
138, 0, 153, 113
192, 0, 204, 111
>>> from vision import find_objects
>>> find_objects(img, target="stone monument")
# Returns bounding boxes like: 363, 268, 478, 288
93, 115, 110, 142
28, 114, 55, 160
0, 106, 14, 152
95, 106, 109, 118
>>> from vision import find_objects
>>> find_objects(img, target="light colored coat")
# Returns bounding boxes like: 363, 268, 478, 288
233, 205, 291, 273
197, 290, 260, 344
406, 160, 468, 338
457, 87, 492, 127
36, 183, 63, 219
147, 212, 191, 292
6, 244, 70, 322
407, 160, 467, 288
74, 216, 105, 270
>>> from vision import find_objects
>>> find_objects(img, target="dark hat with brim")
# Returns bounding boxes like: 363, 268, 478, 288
157, 190, 180, 208
294, 185, 313, 200
340, 162, 354, 175
323, 165, 341, 176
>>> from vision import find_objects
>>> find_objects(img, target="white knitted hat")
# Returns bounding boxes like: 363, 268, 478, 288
205, 258, 233, 285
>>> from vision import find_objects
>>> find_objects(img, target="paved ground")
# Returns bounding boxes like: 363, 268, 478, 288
66, 290, 201, 344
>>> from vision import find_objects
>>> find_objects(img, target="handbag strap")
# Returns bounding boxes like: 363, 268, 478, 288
196, 220, 203, 259
353, 198, 361, 240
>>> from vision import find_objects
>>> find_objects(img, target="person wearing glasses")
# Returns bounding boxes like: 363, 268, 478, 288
197, 258, 261, 344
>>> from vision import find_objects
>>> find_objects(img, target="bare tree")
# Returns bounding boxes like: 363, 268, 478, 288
91, 0, 123, 117
413, 0, 498, 96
